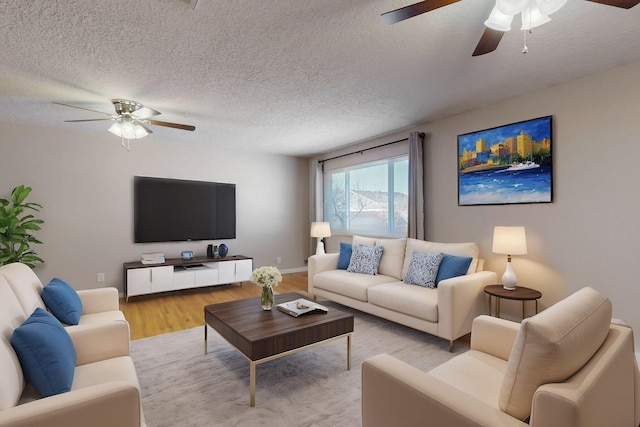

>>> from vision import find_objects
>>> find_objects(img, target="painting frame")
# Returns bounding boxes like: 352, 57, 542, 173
457, 116, 553, 206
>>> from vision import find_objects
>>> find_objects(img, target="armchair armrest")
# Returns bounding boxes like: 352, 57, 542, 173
0, 381, 142, 427
308, 254, 339, 294
470, 315, 520, 361
67, 321, 130, 365
437, 270, 498, 342
362, 354, 526, 427
77, 288, 120, 313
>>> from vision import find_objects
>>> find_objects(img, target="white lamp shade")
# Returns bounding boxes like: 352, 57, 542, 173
492, 226, 528, 255
521, 3, 551, 30
108, 122, 122, 136
536, 0, 567, 15
485, 5, 514, 32
310, 222, 331, 238
496, 0, 528, 15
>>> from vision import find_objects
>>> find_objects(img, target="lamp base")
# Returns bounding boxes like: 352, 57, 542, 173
502, 260, 517, 290
315, 240, 325, 255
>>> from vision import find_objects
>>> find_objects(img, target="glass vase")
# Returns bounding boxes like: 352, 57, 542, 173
260, 285, 274, 310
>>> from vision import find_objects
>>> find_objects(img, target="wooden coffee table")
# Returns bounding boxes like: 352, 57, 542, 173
204, 292, 354, 407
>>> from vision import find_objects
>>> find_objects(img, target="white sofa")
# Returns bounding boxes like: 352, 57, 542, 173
362, 287, 640, 427
308, 236, 498, 350
0, 263, 146, 427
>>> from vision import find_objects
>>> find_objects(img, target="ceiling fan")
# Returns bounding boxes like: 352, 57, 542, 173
53, 99, 195, 146
381, 0, 639, 56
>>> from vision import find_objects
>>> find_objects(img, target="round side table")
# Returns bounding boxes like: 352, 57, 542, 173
484, 285, 542, 319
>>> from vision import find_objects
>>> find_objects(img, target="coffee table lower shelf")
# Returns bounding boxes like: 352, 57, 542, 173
203, 292, 354, 407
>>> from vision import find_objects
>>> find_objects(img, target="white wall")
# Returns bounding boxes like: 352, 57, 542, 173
317, 60, 640, 349
423, 60, 640, 330
0, 123, 310, 292
3, 60, 639, 350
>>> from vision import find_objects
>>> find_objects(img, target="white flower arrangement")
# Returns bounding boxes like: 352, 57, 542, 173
250, 265, 282, 288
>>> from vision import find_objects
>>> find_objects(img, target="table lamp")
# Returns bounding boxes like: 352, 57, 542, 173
310, 222, 331, 255
492, 226, 527, 290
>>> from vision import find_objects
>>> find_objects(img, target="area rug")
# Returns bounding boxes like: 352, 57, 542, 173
131, 303, 466, 427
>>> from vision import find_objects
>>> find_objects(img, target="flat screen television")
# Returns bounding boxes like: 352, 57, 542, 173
134, 176, 236, 243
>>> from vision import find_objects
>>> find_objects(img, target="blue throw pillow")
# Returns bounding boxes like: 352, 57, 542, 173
337, 242, 353, 270
436, 254, 473, 285
11, 307, 77, 398
42, 278, 83, 325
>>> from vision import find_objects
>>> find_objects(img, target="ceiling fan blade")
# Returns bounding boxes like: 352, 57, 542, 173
585, 0, 639, 8
380, 0, 461, 24
64, 118, 116, 123
130, 117, 154, 134
53, 101, 113, 117
146, 119, 196, 131
132, 106, 161, 120
472, 28, 505, 56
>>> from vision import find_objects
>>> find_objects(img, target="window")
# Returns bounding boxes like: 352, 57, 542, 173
323, 155, 408, 237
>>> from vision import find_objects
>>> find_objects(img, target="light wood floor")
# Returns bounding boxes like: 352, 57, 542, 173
120, 272, 310, 340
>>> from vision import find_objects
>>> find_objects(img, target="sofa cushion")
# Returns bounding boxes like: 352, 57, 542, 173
42, 278, 83, 325
436, 254, 473, 285
11, 307, 77, 398
499, 287, 612, 420
404, 251, 443, 288
337, 242, 353, 270
352, 235, 377, 246
402, 240, 479, 279
367, 282, 439, 322
0, 262, 46, 317
429, 349, 509, 407
0, 276, 27, 411
73, 355, 140, 392
375, 238, 407, 280
313, 270, 394, 302
347, 244, 383, 275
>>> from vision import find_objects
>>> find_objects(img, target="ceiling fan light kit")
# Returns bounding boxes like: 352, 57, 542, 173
381, 0, 637, 56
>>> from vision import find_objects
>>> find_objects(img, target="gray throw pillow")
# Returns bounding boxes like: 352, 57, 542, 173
404, 251, 443, 288
347, 244, 384, 275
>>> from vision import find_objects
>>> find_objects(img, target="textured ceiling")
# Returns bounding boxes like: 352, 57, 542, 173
1, 0, 639, 156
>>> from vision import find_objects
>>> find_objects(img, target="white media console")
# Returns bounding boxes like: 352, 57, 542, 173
123, 255, 253, 301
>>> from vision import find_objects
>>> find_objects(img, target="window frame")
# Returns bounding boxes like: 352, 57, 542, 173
323, 154, 409, 238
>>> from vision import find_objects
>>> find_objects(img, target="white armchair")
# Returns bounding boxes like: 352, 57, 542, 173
362, 287, 640, 427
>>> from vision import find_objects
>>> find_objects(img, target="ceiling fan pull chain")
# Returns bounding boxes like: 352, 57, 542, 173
522, 29, 528, 54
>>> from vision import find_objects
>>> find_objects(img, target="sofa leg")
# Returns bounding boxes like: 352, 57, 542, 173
449, 340, 454, 352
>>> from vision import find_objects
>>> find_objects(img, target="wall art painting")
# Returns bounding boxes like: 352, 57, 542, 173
458, 116, 552, 206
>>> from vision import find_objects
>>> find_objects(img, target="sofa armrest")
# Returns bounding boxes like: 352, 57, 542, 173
0, 381, 142, 427
362, 354, 526, 427
470, 315, 520, 361
529, 325, 637, 427
437, 270, 498, 342
67, 321, 130, 365
77, 288, 120, 313
308, 254, 339, 294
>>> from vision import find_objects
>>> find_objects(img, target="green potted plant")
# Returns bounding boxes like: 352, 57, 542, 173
0, 185, 44, 268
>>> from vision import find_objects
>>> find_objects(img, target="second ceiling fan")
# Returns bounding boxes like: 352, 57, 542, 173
381, 0, 640, 56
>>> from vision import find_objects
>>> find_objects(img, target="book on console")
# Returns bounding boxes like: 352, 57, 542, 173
276, 298, 328, 317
